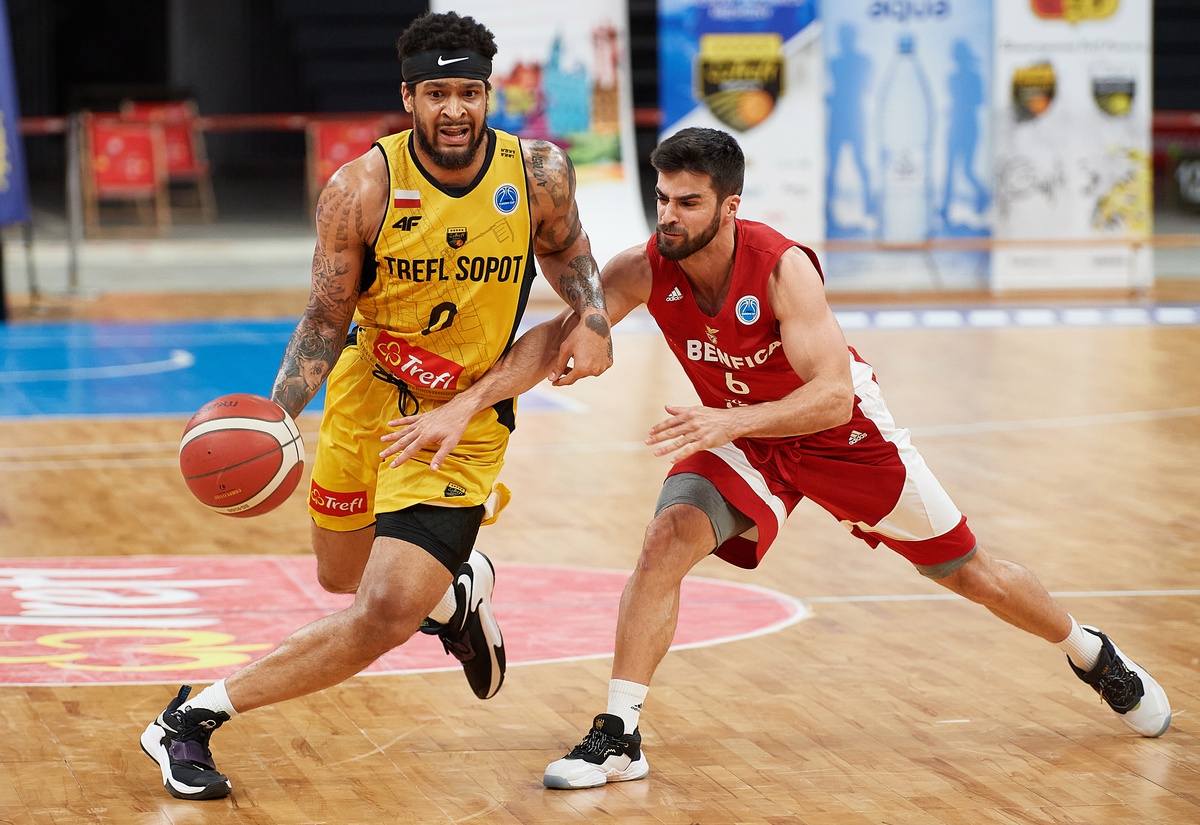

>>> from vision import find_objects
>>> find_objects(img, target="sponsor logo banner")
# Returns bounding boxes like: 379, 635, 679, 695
309, 480, 369, 517
0, 557, 805, 685
372, 330, 465, 391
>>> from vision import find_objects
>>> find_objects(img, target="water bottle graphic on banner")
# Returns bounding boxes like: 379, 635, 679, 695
876, 34, 933, 241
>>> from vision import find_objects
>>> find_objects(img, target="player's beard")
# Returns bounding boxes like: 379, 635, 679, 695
656, 207, 722, 261
413, 111, 488, 171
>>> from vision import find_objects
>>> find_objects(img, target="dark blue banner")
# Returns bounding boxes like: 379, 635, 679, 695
0, 0, 29, 226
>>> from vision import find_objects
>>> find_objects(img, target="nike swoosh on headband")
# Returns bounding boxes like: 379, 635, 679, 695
437, 55, 470, 66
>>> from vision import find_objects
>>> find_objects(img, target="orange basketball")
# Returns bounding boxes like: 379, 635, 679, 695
179, 393, 304, 518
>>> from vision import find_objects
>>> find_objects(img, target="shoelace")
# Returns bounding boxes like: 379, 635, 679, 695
169, 709, 222, 745
571, 727, 620, 757
1094, 659, 1143, 710
371, 366, 420, 416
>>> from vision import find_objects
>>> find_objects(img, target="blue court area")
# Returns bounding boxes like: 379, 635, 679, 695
0, 316, 576, 419
2, 304, 1198, 419
0, 319, 307, 418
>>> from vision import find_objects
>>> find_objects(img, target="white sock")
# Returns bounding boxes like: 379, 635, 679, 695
427, 584, 457, 625
607, 679, 649, 733
188, 679, 239, 717
1058, 617, 1102, 671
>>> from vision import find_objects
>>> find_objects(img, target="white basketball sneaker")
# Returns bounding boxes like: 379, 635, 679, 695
543, 714, 649, 790
1069, 626, 1171, 737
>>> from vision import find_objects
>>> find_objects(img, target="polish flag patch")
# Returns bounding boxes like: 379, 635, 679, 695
393, 188, 420, 209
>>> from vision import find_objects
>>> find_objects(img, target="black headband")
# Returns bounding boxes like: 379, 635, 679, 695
401, 49, 492, 84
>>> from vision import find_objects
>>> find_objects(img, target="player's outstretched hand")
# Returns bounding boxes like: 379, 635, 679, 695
647, 404, 734, 463
380, 398, 474, 472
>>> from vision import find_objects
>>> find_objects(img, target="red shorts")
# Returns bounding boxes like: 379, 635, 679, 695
668, 360, 976, 570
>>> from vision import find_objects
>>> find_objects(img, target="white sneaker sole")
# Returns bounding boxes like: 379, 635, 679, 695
543, 753, 649, 790
461, 550, 505, 699
1084, 626, 1172, 738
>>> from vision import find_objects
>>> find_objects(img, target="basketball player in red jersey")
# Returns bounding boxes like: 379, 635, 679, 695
139, 12, 612, 801
382, 127, 1171, 790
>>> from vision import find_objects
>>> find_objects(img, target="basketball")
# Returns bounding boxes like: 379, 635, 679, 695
179, 393, 305, 518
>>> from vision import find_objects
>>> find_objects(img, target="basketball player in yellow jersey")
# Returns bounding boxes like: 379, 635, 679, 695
139, 12, 612, 801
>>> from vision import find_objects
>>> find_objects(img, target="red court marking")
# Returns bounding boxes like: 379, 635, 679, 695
0, 556, 807, 686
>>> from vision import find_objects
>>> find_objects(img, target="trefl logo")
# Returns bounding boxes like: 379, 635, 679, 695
309, 481, 369, 516
373, 330, 465, 391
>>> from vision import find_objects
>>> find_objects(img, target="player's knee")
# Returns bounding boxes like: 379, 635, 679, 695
315, 563, 360, 595
934, 550, 1006, 606
638, 506, 711, 576
344, 593, 420, 652
311, 523, 373, 594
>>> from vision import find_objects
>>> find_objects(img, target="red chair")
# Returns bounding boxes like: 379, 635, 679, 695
81, 112, 170, 237
306, 118, 387, 212
120, 99, 216, 221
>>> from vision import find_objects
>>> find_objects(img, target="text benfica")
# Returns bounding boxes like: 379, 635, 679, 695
380, 255, 525, 283
686, 339, 783, 369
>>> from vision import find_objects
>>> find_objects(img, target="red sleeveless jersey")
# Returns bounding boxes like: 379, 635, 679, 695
647, 219, 847, 411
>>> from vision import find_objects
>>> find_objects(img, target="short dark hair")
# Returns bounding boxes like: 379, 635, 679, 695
650, 128, 745, 201
396, 11, 498, 63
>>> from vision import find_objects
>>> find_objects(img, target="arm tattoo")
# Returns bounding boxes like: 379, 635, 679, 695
273, 320, 339, 416
557, 255, 606, 315
530, 141, 583, 254
586, 314, 612, 342
529, 141, 551, 190
272, 181, 364, 417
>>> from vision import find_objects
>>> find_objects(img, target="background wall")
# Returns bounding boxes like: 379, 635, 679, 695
3, 0, 1194, 222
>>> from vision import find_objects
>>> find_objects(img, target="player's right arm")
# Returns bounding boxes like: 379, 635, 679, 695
379, 243, 653, 470
269, 151, 387, 420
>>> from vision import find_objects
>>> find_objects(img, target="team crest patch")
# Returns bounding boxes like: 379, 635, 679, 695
736, 295, 760, 324
705, 325, 719, 344
446, 226, 468, 249
493, 183, 520, 214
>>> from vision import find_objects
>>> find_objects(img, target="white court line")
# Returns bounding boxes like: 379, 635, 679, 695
0, 350, 195, 382
802, 590, 1200, 604
0, 441, 181, 458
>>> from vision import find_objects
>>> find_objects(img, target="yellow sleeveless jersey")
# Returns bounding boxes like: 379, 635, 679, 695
355, 128, 536, 399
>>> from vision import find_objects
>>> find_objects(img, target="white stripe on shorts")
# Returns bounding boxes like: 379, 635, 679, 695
708, 441, 788, 542
843, 360, 964, 542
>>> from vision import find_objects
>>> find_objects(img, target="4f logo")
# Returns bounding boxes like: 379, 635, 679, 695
392, 215, 422, 231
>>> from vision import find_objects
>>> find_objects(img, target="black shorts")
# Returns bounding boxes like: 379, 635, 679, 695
375, 503, 485, 573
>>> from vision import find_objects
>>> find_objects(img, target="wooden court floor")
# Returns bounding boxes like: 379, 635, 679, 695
1, 289, 1198, 824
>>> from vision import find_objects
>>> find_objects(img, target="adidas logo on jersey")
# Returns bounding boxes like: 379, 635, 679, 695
848, 430, 867, 445
666, 286, 683, 302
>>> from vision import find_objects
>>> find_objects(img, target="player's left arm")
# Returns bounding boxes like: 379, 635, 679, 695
523, 139, 613, 379
648, 247, 856, 462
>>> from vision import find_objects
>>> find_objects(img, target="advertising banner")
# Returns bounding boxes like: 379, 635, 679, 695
0, 0, 30, 227
993, 0, 1152, 289
657, 0, 823, 243
822, 1, 993, 290
433, 0, 647, 270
